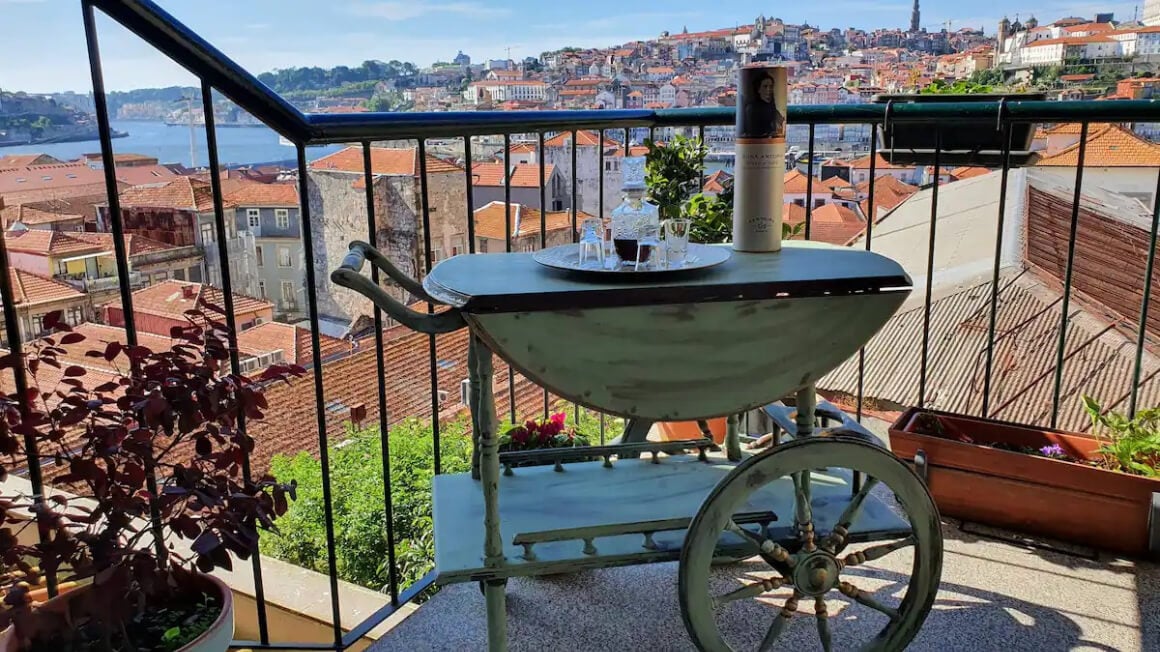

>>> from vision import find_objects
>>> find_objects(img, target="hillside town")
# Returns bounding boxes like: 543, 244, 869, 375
2, 4, 1160, 460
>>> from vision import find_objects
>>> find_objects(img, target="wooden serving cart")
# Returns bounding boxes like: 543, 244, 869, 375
331, 240, 942, 652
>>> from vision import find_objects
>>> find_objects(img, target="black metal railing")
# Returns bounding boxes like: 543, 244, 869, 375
0, 0, 1155, 649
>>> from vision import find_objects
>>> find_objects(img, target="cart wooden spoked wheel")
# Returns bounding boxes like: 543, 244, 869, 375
680, 435, 942, 651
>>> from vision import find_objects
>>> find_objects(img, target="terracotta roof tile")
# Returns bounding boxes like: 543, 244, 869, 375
5, 268, 85, 307
847, 154, 908, 170
471, 162, 555, 188
0, 154, 63, 168
473, 202, 584, 241
236, 321, 353, 368
703, 169, 733, 194
950, 166, 990, 180
1034, 124, 1160, 167
783, 169, 826, 194
223, 181, 299, 207
102, 279, 272, 322
117, 177, 228, 212
4, 230, 104, 257
244, 325, 549, 475
543, 130, 615, 148
309, 146, 462, 176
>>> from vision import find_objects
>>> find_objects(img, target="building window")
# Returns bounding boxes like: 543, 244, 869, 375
258, 280, 267, 299
793, 199, 805, 207
275, 209, 290, 229
431, 247, 443, 263
281, 281, 295, 304
199, 222, 214, 246
30, 314, 44, 336
173, 268, 185, 281
247, 208, 260, 228
478, 239, 488, 253
154, 270, 168, 281
552, 200, 563, 211
814, 198, 825, 208
278, 246, 292, 267
255, 245, 264, 267
66, 306, 84, 326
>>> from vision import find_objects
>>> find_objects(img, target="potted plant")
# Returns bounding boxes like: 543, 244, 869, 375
0, 308, 302, 651
498, 411, 592, 467
872, 80, 1044, 167
888, 397, 1160, 557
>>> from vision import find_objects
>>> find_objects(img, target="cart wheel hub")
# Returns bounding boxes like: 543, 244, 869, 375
793, 553, 840, 596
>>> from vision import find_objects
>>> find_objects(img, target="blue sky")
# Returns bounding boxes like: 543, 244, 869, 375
0, 0, 1141, 93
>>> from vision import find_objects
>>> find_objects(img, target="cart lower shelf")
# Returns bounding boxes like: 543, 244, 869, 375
433, 452, 912, 585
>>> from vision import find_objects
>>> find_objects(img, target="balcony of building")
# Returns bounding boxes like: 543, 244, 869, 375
0, 2, 1158, 652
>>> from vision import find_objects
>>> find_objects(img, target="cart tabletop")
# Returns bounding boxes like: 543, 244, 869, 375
423, 241, 912, 314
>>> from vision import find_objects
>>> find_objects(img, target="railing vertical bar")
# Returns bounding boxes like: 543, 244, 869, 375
82, 0, 166, 566
598, 129, 607, 443
539, 132, 548, 419
981, 124, 1014, 419
1128, 168, 1160, 417
624, 128, 630, 156
697, 124, 706, 190
417, 140, 442, 474
855, 128, 878, 422
0, 211, 50, 595
464, 136, 476, 253
1050, 122, 1089, 429
804, 123, 815, 241
296, 144, 344, 647
571, 130, 580, 425
917, 128, 941, 408
200, 81, 270, 645
362, 142, 400, 605
502, 134, 516, 423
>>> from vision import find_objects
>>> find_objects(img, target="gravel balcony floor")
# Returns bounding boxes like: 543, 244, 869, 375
371, 519, 1160, 651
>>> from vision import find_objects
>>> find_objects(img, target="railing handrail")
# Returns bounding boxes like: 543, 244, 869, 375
96, 0, 1160, 147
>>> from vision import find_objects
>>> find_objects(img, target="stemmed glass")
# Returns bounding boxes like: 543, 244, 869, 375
578, 217, 605, 268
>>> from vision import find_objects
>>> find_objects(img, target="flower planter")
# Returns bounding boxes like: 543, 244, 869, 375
889, 408, 1160, 557
872, 93, 1044, 167
3, 572, 233, 652
657, 418, 727, 444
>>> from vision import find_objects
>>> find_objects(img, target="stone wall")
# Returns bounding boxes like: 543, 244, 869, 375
307, 170, 422, 323
307, 168, 468, 325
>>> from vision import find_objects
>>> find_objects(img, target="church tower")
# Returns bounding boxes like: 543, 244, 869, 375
909, 0, 920, 32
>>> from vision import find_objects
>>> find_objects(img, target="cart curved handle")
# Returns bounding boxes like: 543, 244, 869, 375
331, 241, 466, 335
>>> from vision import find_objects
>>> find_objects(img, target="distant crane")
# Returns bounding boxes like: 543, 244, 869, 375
172, 91, 199, 168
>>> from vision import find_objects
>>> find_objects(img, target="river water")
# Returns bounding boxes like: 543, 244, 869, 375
1, 120, 344, 167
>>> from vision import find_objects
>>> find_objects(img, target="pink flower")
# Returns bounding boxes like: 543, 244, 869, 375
510, 426, 529, 446
550, 411, 567, 427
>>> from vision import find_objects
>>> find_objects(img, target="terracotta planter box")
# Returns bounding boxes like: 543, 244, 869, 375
889, 407, 1160, 557
657, 418, 727, 444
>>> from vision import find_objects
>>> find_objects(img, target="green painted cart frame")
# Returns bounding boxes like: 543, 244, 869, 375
332, 241, 943, 651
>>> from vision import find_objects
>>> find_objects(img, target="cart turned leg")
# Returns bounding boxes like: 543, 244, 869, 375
725, 413, 742, 462
468, 334, 507, 651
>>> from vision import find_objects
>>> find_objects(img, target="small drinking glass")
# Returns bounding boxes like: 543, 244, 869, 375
578, 217, 605, 268
635, 223, 661, 271
663, 218, 691, 268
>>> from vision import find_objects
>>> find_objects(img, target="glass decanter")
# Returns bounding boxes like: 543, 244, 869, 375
610, 156, 659, 267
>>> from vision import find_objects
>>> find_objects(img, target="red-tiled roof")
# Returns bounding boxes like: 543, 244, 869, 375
236, 321, 353, 368
703, 169, 733, 194
103, 279, 272, 321
309, 146, 462, 176
0, 154, 63, 168
783, 169, 825, 194
473, 202, 583, 240
471, 162, 555, 188
244, 324, 548, 474
0, 203, 86, 228
0, 163, 106, 196
847, 154, 907, 170
543, 130, 615, 148
6, 230, 106, 256
6, 268, 85, 307
223, 181, 299, 207
117, 177, 228, 212
1035, 124, 1160, 167
950, 166, 990, 180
